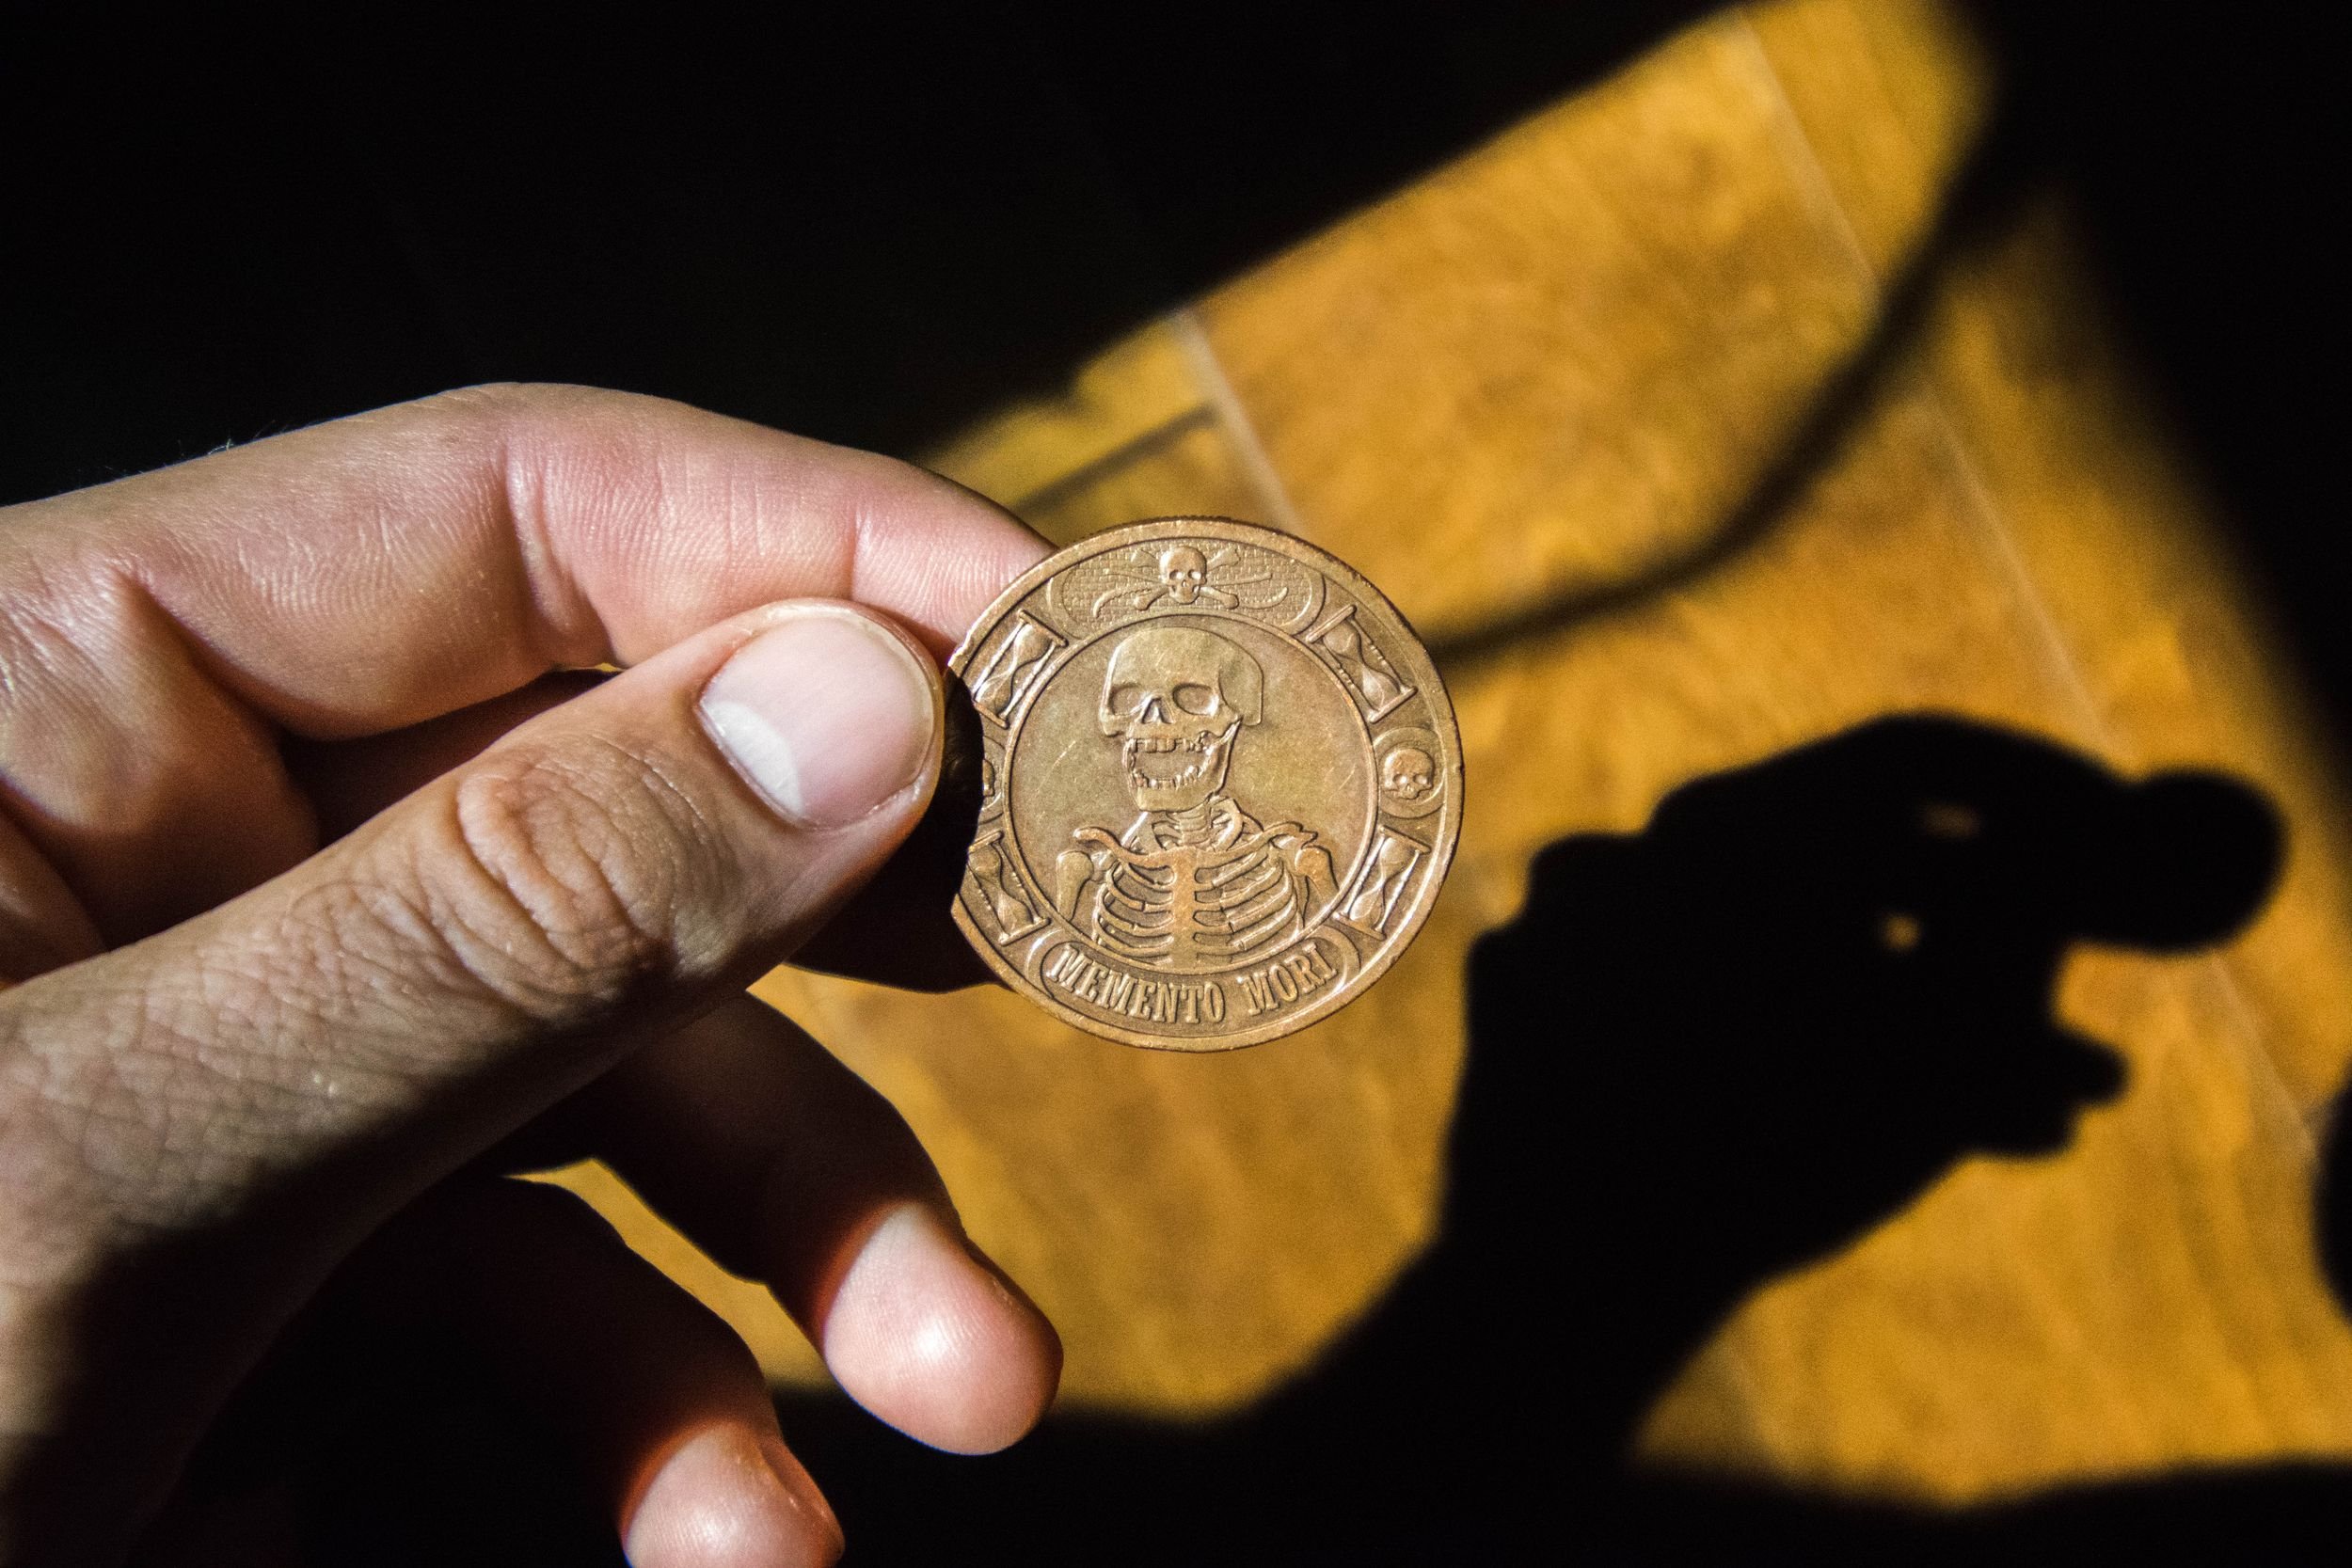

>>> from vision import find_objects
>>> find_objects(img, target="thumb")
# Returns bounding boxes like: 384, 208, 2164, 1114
0, 600, 941, 1538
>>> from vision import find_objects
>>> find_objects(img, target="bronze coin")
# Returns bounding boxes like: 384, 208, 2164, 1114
947, 517, 1463, 1050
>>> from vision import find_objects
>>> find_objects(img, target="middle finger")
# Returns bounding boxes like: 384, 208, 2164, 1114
549, 994, 1061, 1455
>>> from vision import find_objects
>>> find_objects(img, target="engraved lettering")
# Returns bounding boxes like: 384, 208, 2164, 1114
1231, 941, 1340, 1019
1237, 972, 1273, 1015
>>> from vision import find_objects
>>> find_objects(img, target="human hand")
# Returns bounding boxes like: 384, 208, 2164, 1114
0, 387, 1061, 1566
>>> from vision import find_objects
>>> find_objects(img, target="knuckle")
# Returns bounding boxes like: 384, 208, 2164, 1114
416, 380, 596, 418
0, 975, 219, 1284
422, 738, 731, 1020
399, 384, 644, 483
419, 381, 655, 446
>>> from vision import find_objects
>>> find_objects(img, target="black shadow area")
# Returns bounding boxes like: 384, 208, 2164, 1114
0, 1, 1716, 508
762, 715, 2352, 1564
1, 3, 2338, 747
5, 5, 2340, 743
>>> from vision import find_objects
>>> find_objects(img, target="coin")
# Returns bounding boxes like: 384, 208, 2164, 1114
947, 517, 1462, 1050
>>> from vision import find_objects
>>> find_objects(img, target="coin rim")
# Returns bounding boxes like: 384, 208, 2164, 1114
948, 515, 1464, 1051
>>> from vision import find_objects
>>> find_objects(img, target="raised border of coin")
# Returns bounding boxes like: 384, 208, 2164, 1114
947, 516, 1463, 1050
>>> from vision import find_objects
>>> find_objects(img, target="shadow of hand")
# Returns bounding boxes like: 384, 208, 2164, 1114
1445, 715, 2280, 1473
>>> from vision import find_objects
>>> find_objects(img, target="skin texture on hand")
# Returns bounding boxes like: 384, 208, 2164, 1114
0, 386, 1061, 1567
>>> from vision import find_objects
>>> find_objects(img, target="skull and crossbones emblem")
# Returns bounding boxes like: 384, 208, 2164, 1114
1155, 546, 1211, 606
1090, 543, 1292, 617
1055, 625, 1339, 969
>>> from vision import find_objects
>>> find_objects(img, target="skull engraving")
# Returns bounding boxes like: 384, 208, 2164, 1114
1099, 626, 1263, 812
1381, 746, 1436, 802
1158, 546, 1209, 605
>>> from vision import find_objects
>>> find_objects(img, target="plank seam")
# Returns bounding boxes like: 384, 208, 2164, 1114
1009, 404, 1219, 518
1732, 11, 2309, 1164
1170, 307, 1314, 539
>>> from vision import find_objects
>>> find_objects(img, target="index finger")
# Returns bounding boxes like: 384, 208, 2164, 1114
0, 385, 1045, 952
6, 384, 1047, 740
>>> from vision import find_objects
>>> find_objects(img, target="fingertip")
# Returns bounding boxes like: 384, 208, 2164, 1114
698, 603, 944, 832
818, 1203, 1062, 1455
624, 1423, 843, 1568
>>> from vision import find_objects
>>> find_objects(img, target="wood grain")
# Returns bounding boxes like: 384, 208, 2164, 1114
548, 0, 2352, 1502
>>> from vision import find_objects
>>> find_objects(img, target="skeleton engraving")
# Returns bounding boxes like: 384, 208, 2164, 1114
971, 616, 1064, 724
1304, 604, 1414, 721
1339, 828, 1427, 935
1090, 543, 1295, 617
1053, 625, 1340, 970
969, 831, 1047, 942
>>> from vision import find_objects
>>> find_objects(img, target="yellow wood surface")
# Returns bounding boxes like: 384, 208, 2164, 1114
552, 0, 2352, 1503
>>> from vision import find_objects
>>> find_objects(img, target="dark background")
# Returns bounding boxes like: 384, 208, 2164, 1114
5, 1, 2344, 1562
2, 2, 2337, 716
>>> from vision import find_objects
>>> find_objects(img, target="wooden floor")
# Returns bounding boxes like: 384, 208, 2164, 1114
555, 0, 2352, 1504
